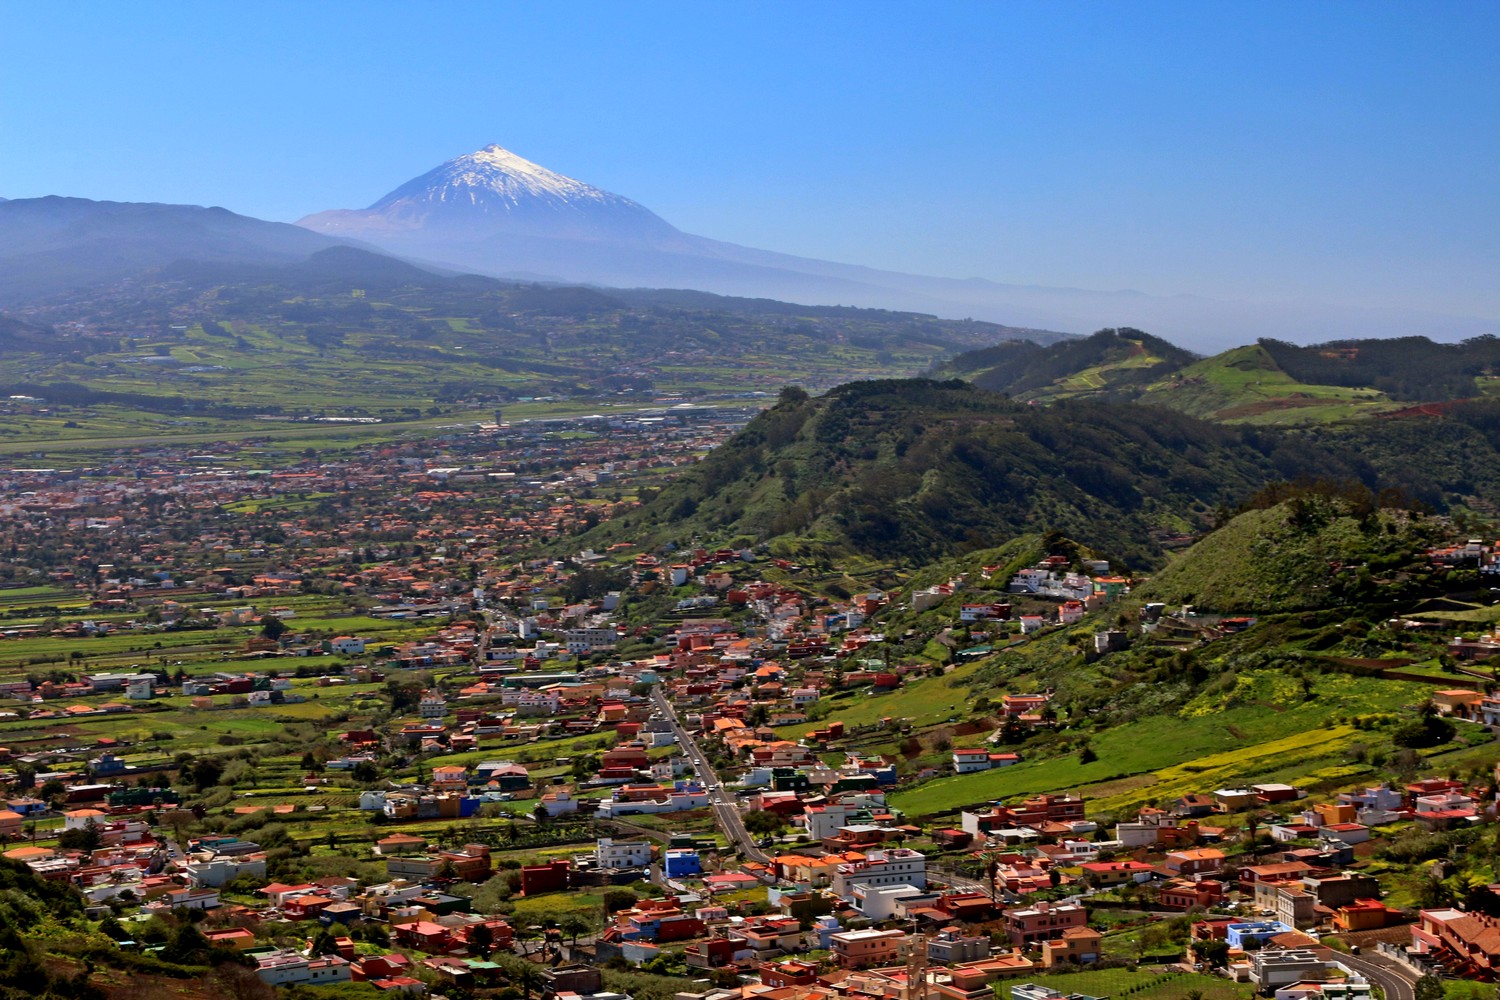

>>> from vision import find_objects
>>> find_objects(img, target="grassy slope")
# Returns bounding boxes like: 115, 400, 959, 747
1014, 339, 1177, 402
1139, 344, 1396, 424
997, 968, 1251, 1000
1136, 499, 1443, 613
888, 670, 1426, 819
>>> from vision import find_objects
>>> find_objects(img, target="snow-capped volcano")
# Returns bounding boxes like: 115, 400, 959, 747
300, 143, 680, 243
295, 144, 1480, 347
374, 144, 627, 210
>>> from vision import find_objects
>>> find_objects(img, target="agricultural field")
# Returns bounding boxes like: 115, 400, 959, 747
996, 968, 1252, 1000
888, 670, 1434, 820
770, 658, 996, 742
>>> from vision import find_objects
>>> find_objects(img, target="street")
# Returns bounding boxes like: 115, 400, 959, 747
650, 687, 770, 865
1339, 951, 1418, 1000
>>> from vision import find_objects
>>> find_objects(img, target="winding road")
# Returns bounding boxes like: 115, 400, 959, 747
1338, 951, 1418, 1000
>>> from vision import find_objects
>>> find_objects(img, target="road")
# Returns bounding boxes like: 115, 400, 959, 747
927, 864, 998, 898
650, 687, 769, 865
1339, 951, 1417, 1000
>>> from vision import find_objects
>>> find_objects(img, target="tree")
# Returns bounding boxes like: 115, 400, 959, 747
603, 888, 638, 913
559, 914, 591, 949
472, 873, 513, 914
213, 963, 275, 1000
260, 616, 289, 642
191, 757, 225, 791
1078, 743, 1098, 765
57, 820, 103, 853
161, 921, 212, 964
511, 960, 544, 1000
1415, 975, 1445, 1000
744, 811, 786, 836
468, 921, 494, 957
309, 928, 340, 956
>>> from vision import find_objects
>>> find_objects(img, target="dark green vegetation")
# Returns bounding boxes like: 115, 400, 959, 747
940, 328, 1500, 425
1138, 485, 1448, 612
1261, 336, 1500, 402
588, 377, 1500, 569
0, 855, 261, 1000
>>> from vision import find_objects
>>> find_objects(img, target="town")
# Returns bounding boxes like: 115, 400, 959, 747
4, 407, 1500, 1000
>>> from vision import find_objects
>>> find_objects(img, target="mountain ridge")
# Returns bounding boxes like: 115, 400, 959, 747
295, 144, 1496, 349
0, 195, 366, 306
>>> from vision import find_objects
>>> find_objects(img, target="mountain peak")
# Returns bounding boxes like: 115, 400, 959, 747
367, 144, 633, 215
296, 143, 682, 245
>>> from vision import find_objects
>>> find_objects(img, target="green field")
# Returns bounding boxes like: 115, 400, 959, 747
998, 968, 1251, 1000
1139, 344, 1396, 424
771, 658, 995, 742
888, 671, 1430, 818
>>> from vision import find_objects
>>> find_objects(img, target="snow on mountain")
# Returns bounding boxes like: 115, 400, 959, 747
372, 144, 625, 210
297, 145, 1496, 350
300, 144, 680, 242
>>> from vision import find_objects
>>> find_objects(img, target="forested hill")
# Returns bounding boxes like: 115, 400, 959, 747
936, 330, 1500, 425
936, 328, 1197, 399
587, 379, 1500, 570
1258, 336, 1500, 401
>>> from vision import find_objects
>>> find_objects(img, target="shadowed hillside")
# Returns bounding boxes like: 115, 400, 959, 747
586, 380, 1500, 569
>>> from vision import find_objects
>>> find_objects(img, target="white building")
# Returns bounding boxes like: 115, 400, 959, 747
185, 853, 267, 888
566, 628, 619, 655
831, 848, 927, 897
255, 951, 352, 987
803, 802, 862, 841
596, 786, 708, 818
951, 749, 1020, 774
849, 883, 930, 920
596, 838, 652, 869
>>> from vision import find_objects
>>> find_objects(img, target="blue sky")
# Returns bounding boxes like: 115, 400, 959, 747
3, 2, 1496, 320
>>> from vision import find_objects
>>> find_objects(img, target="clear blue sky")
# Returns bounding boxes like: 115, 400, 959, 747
3, 2, 1496, 319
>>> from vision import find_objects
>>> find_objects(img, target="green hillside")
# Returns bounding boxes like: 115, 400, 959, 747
1138, 343, 1396, 423
1136, 492, 1446, 613
935, 327, 1197, 401
585, 379, 1500, 572
944, 333, 1500, 426
0, 260, 1043, 441
1262, 335, 1500, 402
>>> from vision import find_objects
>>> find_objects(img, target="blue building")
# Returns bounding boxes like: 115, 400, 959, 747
1225, 920, 1294, 950
662, 848, 701, 879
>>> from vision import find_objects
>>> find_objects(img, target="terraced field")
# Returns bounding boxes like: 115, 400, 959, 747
887, 670, 1433, 819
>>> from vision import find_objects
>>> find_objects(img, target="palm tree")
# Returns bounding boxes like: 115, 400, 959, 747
514, 961, 544, 1000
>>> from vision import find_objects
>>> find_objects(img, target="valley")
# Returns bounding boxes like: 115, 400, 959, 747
4, 173, 1500, 1000
4, 311, 1500, 1000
